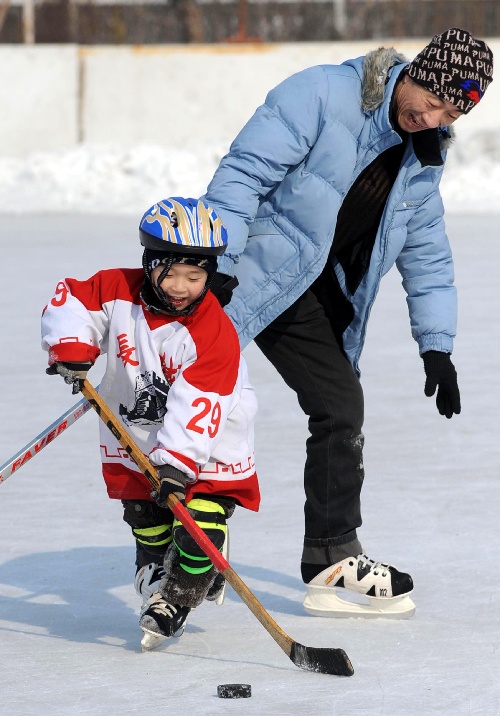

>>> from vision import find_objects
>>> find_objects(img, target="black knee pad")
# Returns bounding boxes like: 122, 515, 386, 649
122, 500, 173, 569
173, 524, 226, 557
172, 497, 229, 574
122, 499, 173, 528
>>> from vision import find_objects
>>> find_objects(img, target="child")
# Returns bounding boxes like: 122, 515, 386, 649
41, 197, 260, 649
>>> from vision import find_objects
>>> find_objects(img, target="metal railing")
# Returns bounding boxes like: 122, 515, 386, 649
1, 0, 498, 45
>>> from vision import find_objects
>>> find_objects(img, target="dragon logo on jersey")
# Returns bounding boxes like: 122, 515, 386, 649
119, 370, 170, 426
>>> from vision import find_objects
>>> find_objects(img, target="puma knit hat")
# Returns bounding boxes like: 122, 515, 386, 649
406, 28, 493, 113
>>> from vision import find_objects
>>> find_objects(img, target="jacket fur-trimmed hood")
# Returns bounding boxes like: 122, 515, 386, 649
362, 47, 408, 112
361, 46, 455, 150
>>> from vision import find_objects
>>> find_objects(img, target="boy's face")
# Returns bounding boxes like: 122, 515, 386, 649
151, 262, 208, 312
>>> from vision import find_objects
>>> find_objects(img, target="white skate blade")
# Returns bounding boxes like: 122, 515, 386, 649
141, 631, 168, 652
303, 585, 416, 619
214, 580, 227, 606
215, 530, 230, 606
140, 623, 186, 651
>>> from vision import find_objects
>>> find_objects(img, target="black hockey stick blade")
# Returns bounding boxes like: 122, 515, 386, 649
290, 642, 354, 676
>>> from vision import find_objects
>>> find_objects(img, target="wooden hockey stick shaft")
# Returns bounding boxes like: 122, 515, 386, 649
80, 379, 353, 676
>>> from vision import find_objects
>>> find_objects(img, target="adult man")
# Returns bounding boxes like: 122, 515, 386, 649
205, 28, 493, 618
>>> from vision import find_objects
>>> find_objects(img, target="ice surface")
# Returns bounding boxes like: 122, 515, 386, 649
0, 211, 499, 715
1, 39, 499, 711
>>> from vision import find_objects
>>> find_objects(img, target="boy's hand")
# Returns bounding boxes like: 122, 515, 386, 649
46, 361, 92, 394
153, 465, 188, 507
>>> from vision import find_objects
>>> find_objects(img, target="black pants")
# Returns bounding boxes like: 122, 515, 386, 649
254, 287, 364, 568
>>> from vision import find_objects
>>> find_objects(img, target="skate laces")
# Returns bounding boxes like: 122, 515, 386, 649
145, 592, 179, 618
357, 554, 389, 578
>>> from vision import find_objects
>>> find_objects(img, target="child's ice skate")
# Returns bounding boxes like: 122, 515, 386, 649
134, 562, 188, 650
139, 592, 190, 651
303, 553, 415, 619
134, 562, 164, 602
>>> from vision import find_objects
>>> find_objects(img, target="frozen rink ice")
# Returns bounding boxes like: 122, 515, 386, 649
0, 210, 499, 715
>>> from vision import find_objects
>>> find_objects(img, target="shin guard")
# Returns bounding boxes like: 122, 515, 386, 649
160, 498, 229, 607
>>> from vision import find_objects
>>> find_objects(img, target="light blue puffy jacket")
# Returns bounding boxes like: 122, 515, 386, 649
204, 49, 457, 375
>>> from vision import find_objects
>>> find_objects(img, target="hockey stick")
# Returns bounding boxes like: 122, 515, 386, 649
0, 393, 94, 484
80, 378, 354, 677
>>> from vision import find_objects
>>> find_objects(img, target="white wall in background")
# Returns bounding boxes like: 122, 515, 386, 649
1, 40, 497, 158
0, 45, 79, 157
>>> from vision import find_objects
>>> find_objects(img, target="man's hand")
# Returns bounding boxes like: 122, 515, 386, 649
46, 361, 92, 395
209, 273, 239, 307
422, 351, 461, 419
153, 465, 188, 508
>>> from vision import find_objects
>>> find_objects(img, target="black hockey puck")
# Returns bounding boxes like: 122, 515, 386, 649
217, 684, 251, 699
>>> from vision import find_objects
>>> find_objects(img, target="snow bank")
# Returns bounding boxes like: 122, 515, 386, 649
0, 41, 498, 214
0, 131, 498, 214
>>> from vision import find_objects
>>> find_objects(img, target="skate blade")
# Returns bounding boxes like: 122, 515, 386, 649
141, 631, 168, 651
214, 582, 227, 606
303, 586, 416, 619
140, 624, 186, 651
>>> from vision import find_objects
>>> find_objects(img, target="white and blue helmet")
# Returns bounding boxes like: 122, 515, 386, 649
139, 197, 227, 256
139, 197, 227, 316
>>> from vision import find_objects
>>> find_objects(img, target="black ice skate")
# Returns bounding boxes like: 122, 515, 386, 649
303, 553, 415, 619
139, 592, 190, 651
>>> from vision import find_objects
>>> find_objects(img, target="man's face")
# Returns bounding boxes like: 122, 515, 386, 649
393, 74, 463, 133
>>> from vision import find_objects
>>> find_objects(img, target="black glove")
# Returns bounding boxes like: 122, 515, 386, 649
422, 351, 461, 419
46, 361, 92, 395
153, 465, 188, 508
209, 272, 239, 308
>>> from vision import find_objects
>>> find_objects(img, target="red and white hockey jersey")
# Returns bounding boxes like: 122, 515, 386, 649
41, 268, 260, 511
